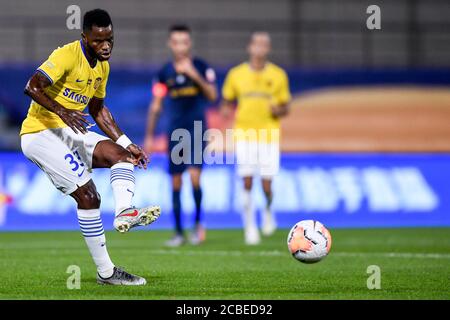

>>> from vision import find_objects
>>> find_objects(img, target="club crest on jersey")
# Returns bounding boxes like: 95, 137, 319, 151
176, 75, 185, 84
206, 68, 216, 83
93, 77, 102, 90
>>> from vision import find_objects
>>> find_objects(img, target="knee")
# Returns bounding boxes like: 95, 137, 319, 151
244, 178, 253, 190
189, 169, 201, 189
191, 179, 201, 190
263, 185, 272, 197
111, 148, 132, 166
172, 175, 182, 191
76, 186, 101, 209
190, 173, 200, 189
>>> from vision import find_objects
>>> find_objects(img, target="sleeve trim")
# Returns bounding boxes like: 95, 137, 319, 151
36, 68, 54, 85
93, 93, 106, 99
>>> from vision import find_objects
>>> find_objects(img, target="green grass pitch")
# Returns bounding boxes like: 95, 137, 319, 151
0, 228, 449, 299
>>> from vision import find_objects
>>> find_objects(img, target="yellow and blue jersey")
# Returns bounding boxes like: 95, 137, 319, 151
152, 57, 216, 131
20, 40, 110, 135
222, 62, 291, 142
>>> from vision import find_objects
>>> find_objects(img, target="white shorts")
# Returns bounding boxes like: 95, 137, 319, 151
235, 140, 280, 179
21, 127, 109, 195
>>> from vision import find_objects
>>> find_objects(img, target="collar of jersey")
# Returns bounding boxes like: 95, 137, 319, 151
79, 40, 97, 69
247, 61, 269, 73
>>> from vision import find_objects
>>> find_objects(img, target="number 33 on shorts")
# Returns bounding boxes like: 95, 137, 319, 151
64, 150, 86, 177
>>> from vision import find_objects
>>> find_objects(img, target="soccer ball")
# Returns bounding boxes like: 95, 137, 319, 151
287, 220, 332, 263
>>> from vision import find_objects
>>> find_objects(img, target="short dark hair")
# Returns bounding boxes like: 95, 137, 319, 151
83, 9, 112, 32
169, 24, 191, 34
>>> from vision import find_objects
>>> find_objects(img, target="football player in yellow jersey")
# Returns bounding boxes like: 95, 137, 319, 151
221, 32, 291, 245
20, 9, 160, 285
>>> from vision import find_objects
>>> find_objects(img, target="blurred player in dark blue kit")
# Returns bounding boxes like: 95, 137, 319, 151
145, 25, 217, 247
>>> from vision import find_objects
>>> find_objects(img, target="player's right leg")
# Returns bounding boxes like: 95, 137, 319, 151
165, 136, 189, 246
259, 142, 280, 236
236, 140, 260, 245
20, 129, 145, 285
91, 138, 160, 233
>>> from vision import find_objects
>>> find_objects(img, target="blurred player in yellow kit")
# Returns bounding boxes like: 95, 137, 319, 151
221, 32, 291, 245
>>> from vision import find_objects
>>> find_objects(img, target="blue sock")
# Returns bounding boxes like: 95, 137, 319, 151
172, 190, 183, 235
193, 187, 202, 225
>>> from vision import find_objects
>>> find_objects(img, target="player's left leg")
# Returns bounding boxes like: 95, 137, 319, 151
91, 138, 160, 233
259, 142, 280, 236
188, 166, 205, 245
236, 140, 260, 245
165, 173, 186, 247
261, 178, 276, 236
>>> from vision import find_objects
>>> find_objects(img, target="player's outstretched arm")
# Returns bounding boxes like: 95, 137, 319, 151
88, 96, 124, 141
271, 71, 291, 119
24, 71, 90, 134
220, 100, 235, 121
144, 95, 164, 153
271, 103, 290, 118
88, 97, 148, 168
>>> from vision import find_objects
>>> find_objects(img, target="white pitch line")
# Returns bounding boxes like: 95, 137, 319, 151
333, 252, 450, 259
148, 249, 450, 260
0, 243, 448, 259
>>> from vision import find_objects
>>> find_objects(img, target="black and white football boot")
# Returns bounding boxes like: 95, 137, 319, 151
97, 267, 147, 286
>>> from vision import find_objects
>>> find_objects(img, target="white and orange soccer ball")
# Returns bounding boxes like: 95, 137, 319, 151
287, 220, 332, 263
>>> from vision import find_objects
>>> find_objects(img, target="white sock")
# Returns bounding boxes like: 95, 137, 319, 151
110, 162, 135, 215
77, 209, 114, 278
263, 193, 276, 230
242, 190, 257, 230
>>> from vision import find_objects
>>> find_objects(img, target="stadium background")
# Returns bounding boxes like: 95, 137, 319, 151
0, 0, 449, 231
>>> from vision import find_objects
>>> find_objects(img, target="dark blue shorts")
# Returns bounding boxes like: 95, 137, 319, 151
167, 128, 205, 174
